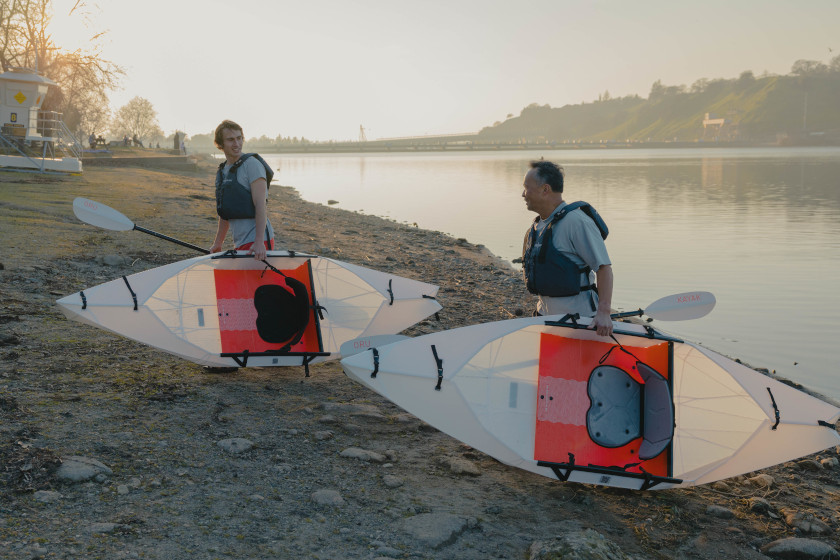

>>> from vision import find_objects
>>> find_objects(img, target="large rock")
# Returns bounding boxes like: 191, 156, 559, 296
761, 538, 840, 559
529, 529, 633, 560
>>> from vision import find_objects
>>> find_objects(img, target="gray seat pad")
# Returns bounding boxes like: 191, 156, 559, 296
586, 365, 641, 448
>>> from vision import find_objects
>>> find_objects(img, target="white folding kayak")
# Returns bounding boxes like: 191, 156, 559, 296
57, 251, 441, 370
341, 315, 840, 490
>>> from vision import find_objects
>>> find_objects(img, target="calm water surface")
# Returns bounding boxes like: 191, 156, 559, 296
259, 148, 840, 400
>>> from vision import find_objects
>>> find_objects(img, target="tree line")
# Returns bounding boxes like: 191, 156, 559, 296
0, 1, 169, 145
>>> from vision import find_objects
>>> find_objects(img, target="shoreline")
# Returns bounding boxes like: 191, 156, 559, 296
1, 161, 840, 559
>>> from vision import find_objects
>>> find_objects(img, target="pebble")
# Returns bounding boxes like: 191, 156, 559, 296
746, 473, 775, 488
340, 447, 387, 463
796, 459, 823, 472
382, 475, 404, 488
781, 509, 831, 534
96, 254, 127, 267
749, 497, 772, 515
56, 456, 112, 483
438, 456, 481, 476
820, 456, 839, 469
529, 528, 632, 560
217, 438, 254, 453
401, 513, 478, 549
87, 522, 121, 534
706, 504, 735, 519
33, 490, 62, 503
311, 488, 345, 506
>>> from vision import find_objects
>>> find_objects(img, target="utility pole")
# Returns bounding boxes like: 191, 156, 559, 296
359, 125, 368, 142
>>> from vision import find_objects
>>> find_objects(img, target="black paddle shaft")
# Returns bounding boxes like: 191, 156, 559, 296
133, 225, 210, 254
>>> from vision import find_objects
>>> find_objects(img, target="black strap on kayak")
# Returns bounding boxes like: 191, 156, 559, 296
421, 294, 440, 321
431, 344, 443, 391
558, 313, 580, 327
122, 276, 138, 311
387, 279, 394, 306
819, 420, 837, 428
370, 347, 380, 379
303, 354, 316, 377
79, 291, 87, 310
599, 335, 642, 365
766, 387, 781, 430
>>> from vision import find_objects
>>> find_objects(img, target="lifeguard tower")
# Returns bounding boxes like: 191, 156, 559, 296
0, 67, 82, 173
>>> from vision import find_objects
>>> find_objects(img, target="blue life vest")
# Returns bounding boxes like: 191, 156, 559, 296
522, 201, 609, 297
215, 153, 274, 219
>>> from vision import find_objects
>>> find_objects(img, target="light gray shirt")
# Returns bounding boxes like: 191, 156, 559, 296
222, 156, 274, 248
535, 202, 611, 317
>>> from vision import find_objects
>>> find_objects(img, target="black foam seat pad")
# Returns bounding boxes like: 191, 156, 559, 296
254, 278, 310, 345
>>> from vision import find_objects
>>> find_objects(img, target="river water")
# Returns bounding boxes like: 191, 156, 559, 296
257, 147, 840, 401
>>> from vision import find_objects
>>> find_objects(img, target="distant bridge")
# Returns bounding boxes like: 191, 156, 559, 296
267, 134, 732, 154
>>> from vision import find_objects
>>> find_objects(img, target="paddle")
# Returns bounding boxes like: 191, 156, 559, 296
612, 291, 716, 321
72, 197, 210, 255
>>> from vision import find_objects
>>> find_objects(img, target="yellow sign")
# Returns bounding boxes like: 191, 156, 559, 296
14, 91, 26, 104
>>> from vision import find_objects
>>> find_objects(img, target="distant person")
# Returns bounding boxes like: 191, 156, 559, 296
96, 135, 105, 147
132, 133, 144, 148
520, 160, 614, 337
123, 134, 129, 146
88, 133, 96, 149
210, 119, 275, 261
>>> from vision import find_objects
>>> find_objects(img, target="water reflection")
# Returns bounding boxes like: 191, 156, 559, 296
263, 148, 840, 400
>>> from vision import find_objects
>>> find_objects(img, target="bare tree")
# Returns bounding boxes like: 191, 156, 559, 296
111, 96, 163, 142
0, 0, 123, 134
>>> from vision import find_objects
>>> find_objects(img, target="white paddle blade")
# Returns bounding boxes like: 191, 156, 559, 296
644, 291, 716, 321
73, 197, 135, 232
339, 334, 409, 358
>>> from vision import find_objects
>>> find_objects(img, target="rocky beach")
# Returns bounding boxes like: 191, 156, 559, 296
1, 156, 840, 560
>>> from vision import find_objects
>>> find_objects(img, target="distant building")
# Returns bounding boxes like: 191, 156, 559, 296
702, 112, 739, 141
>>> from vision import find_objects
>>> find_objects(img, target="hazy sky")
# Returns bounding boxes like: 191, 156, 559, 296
51, 0, 838, 141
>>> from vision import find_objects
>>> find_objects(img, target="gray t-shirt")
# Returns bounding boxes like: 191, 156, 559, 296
222, 156, 274, 248
535, 202, 611, 317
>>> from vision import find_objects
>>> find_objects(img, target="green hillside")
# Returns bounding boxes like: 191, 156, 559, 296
478, 60, 840, 144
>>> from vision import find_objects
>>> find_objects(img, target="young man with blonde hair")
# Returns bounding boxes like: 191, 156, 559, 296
210, 120, 275, 260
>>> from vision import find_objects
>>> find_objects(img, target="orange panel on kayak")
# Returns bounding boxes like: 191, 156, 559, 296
213, 263, 321, 354
534, 332, 670, 477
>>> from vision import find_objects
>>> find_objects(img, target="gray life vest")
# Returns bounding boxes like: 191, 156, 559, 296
215, 153, 274, 219
522, 201, 609, 297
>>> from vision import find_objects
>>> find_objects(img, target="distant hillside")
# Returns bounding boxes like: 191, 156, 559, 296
478, 58, 840, 144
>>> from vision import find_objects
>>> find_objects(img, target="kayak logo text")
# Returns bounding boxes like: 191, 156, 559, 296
83, 200, 99, 211
353, 339, 372, 349
676, 294, 702, 304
